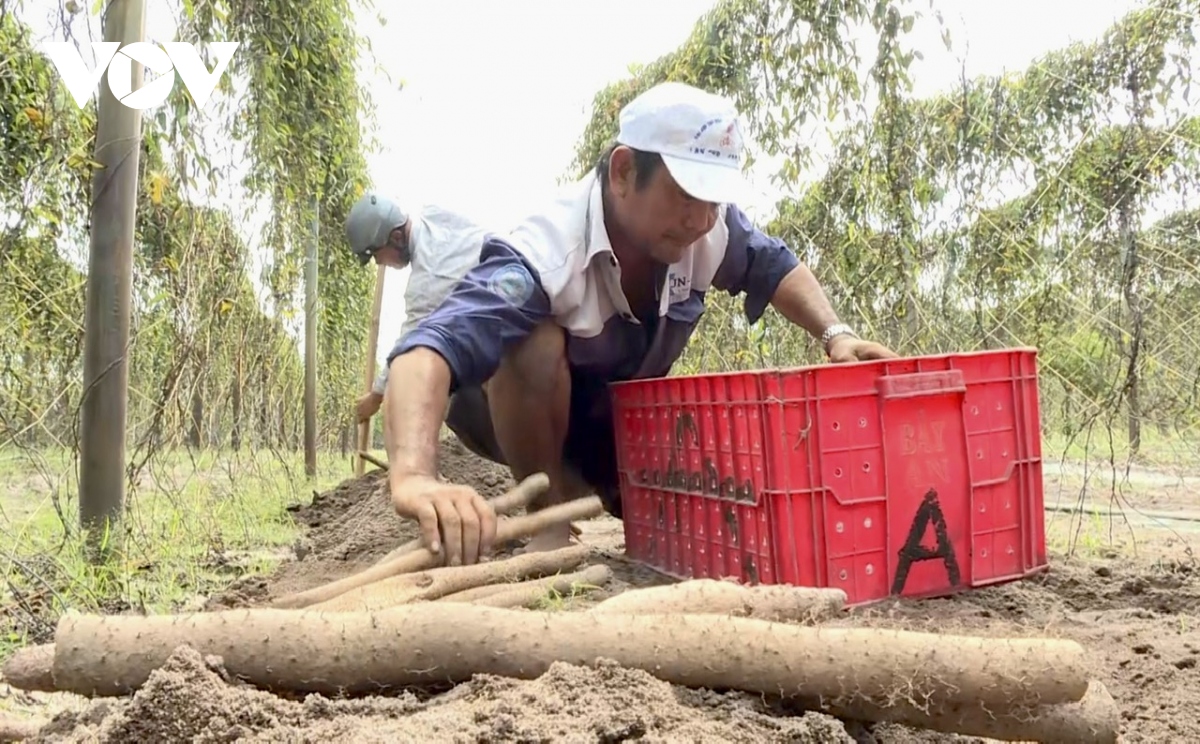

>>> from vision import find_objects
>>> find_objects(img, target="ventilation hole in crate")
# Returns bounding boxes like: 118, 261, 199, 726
832, 421, 841, 431
865, 563, 874, 575
976, 450, 984, 459
858, 417, 867, 428
834, 467, 844, 477
862, 462, 871, 472
838, 569, 848, 581
835, 521, 844, 533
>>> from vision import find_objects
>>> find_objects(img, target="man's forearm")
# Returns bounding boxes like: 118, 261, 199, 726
385, 347, 452, 481
769, 264, 841, 340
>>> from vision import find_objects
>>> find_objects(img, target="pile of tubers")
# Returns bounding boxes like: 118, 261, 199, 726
2, 474, 1119, 743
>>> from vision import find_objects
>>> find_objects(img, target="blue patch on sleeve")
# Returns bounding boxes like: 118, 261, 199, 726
487, 263, 537, 307
387, 239, 553, 391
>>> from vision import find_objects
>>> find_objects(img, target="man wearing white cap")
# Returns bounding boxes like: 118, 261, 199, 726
343, 193, 492, 451
380, 81, 897, 566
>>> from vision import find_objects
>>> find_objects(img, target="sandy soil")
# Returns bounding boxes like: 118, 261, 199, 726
6, 438, 1200, 743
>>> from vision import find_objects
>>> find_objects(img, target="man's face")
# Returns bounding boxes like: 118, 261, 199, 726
370, 226, 411, 269
607, 147, 719, 265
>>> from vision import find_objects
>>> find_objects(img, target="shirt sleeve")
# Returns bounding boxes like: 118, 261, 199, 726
371, 365, 389, 395
371, 264, 456, 396
711, 204, 801, 324
386, 238, 553, 391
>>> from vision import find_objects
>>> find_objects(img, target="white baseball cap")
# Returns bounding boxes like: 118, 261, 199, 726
615, 81, 749, 204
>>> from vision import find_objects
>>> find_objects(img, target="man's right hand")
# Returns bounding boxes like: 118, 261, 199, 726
390, 473, 497, 566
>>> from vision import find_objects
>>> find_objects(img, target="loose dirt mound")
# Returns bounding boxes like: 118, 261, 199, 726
29, 646, 853, 743
16, 437, 1200, 742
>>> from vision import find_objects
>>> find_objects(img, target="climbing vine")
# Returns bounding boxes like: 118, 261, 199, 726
181, 0, 379, 449
2, 0, 380, 466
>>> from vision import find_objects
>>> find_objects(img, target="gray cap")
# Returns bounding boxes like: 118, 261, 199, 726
345, 192, 409, 265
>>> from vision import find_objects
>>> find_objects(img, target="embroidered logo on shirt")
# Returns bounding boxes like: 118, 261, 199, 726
488, 263, 536, 306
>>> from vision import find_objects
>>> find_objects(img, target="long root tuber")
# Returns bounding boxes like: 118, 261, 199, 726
270, 492, 601, 610
465, 564, 613, 608
0, 643, 55, 693
826, 678, 1118, 743
312, 545, 590, 611
589, 579, 846, 623
0, 715, 46, 743
44, 603, 1090, 723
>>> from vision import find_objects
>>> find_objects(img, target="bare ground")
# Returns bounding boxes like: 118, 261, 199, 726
5, 438, 1200, 743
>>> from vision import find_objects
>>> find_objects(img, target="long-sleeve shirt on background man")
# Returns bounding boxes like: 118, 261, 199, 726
385, 168, 799, 426
371, 204, 492, 395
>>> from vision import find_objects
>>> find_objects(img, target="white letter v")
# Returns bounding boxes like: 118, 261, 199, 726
42, 41, 121, 109
164, 42, 240, 109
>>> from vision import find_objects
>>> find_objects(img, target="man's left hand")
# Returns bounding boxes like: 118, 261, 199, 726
827, 336, 899, 363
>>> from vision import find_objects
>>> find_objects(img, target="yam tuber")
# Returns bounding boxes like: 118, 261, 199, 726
589, 579, 846, 622
45, 603, 1090, 723
0, 716, 45, 743
368, 473, 550, 568
312, 545, 590, 611
270, 493, 602, 610
465, 564, 613, 608
0, 643, 55, 693
824, 678, 1119, 743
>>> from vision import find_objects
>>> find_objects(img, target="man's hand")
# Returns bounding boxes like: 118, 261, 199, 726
827, 336, 899, 363
391, 473, 498, 566
355, 391, 384, 422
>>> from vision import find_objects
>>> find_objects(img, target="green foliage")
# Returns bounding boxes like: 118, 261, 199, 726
568, 0, 929, 184
2, 0, 379, 464
183, 0, 378, 449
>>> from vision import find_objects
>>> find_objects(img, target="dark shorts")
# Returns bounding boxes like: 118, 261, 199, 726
444, 376, 623, 519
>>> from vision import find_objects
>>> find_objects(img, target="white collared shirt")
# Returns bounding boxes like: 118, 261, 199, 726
390, 169, 800, 399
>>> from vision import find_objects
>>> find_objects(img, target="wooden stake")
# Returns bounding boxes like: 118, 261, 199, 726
356, 263, 387, 476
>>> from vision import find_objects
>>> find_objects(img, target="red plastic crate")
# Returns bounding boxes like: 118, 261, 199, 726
608, 348, 1047, 606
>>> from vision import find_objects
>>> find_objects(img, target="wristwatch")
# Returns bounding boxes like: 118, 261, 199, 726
820, 323, 858, 353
